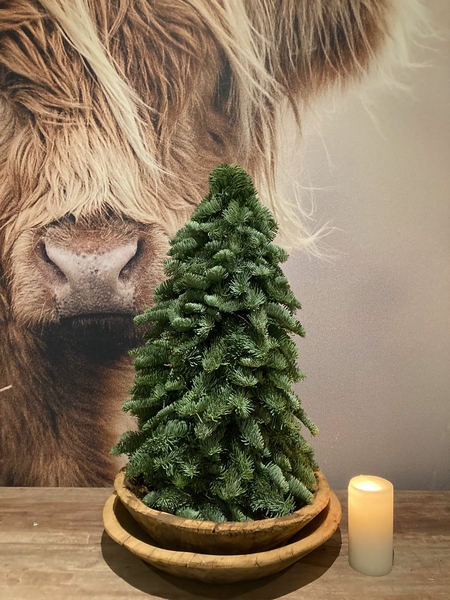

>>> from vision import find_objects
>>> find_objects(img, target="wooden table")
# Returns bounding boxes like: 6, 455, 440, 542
0, 488, 449, 600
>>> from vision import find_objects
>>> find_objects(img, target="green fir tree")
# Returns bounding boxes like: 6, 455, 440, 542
112, 164, 319, 522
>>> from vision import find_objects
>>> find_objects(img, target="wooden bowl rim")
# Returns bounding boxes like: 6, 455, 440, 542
114, 468, 330, 535
103, 489, 342, 570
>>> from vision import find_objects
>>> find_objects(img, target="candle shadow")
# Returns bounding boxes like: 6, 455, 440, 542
101, 500, 342, 600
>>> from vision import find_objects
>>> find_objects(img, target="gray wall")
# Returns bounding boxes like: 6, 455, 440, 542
284, 0, 450, 491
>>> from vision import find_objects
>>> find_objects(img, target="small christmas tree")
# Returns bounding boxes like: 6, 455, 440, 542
112, 164, 318, 522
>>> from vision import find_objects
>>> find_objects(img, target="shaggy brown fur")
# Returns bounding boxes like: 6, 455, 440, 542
0, 0, 422, 485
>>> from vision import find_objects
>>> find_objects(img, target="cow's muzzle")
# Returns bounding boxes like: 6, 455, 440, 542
37, 235, 140, 318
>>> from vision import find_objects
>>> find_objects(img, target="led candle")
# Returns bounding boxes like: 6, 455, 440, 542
348, 475, 394, 576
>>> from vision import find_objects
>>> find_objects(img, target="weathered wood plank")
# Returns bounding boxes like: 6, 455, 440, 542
0, 488, 449, 600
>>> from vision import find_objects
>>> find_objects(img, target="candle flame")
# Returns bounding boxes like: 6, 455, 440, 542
355, 480, 383, 492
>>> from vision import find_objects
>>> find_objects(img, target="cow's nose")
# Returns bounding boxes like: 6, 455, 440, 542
41, 239, 139, 317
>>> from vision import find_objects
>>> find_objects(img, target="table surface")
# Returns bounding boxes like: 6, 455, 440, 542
0, 488, 449, 600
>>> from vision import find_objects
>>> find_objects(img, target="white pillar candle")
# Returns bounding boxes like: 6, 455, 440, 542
348, 475, 394, 576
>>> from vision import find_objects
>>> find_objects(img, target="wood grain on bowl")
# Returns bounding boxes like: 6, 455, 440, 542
114, 468, 331, 554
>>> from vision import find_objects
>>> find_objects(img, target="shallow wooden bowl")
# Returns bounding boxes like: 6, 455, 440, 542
103, 490, 341, 584
114, 468, 330, 554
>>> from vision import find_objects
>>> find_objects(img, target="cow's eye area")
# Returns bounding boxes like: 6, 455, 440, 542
208, 131, 225, 149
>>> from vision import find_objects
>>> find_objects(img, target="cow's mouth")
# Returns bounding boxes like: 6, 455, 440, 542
43, 313, 147, 363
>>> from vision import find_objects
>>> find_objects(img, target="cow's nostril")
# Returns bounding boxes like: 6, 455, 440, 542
37, 241, 67, 282
119, 238, 143, 280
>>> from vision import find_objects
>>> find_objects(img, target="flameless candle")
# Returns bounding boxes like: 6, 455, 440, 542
348, 475, 394, 576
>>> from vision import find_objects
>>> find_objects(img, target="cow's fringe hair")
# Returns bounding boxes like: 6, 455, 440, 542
0, 0, 429, 254
38, 0, 171, 176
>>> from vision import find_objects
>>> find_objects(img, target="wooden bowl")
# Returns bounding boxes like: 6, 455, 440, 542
103, 490, 342, 583
114, 468, 330, 554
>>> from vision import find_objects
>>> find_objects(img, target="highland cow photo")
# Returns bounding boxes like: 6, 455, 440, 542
0, 0, 448, 497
